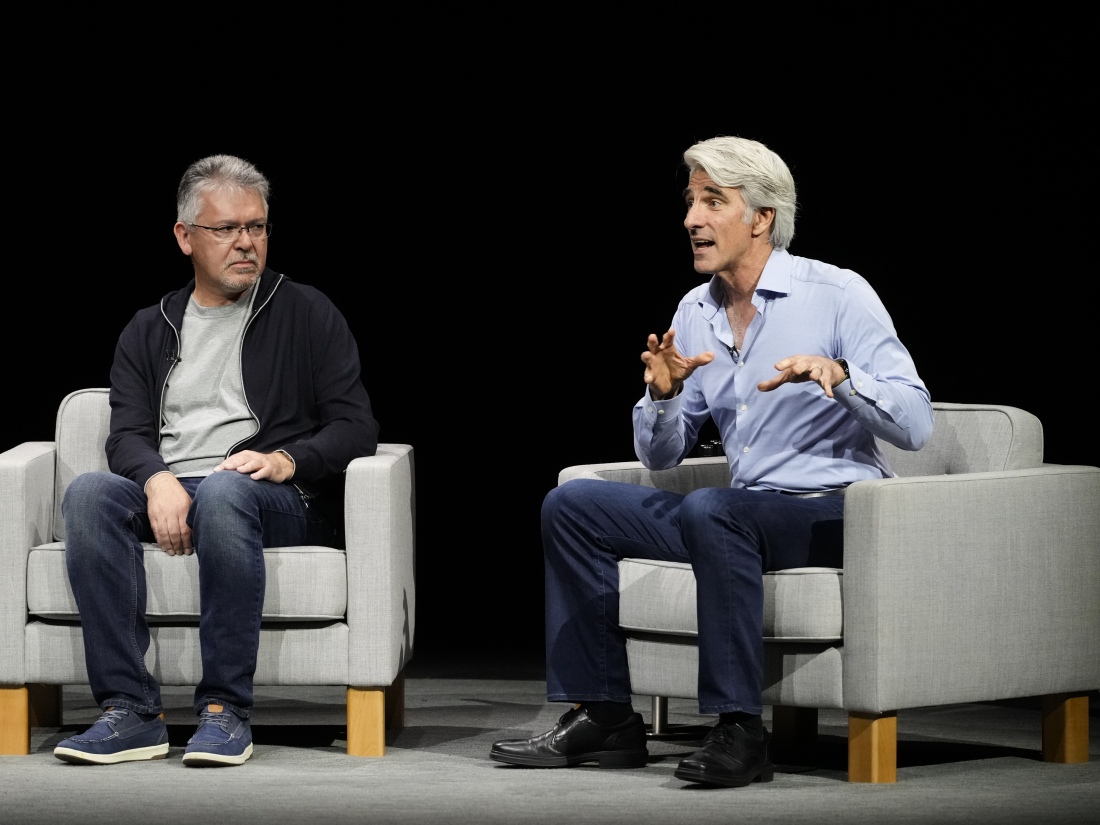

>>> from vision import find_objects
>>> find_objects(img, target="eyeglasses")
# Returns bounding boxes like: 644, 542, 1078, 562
189, 222, 272, 243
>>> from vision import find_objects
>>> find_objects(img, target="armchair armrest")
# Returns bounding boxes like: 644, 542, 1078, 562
0, 442, 57, 684
343, 444, 416, 686
842, 464, 1100, 712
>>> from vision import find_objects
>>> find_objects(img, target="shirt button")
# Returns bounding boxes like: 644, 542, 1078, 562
742, 446, 750, 453
657, 409, 665, 415
740, 404, 747, 411
738, 360, 745, 366
849, 389, 857, 396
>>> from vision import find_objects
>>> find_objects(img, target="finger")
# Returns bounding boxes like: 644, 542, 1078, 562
217, 450, 260, 472
757, 366, 796, 392
691, 351, 716, 367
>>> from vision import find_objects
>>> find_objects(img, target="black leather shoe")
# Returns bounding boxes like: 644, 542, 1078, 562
673, 722, 775, 787
490, 706, 649, 768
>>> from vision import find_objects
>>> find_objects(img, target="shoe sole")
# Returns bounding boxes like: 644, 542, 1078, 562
490, 748, 649, 769
673, 763, 775, 787
54, 743, 169, 765
182, 743, 254, 767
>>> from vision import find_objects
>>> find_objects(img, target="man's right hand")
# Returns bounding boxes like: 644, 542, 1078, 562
641, 328, 715, 399
145, 473, 194, 556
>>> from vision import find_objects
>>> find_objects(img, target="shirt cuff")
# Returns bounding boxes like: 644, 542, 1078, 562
143, 470, 174, 495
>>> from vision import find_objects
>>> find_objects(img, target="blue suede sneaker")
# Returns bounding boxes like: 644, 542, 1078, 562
54, 707, 169, 765
182, 703, 253, 766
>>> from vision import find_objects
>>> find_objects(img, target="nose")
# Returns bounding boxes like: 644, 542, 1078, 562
233, 227, 257, 249
684, 201, 704, 231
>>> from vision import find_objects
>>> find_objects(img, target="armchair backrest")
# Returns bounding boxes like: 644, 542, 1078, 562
53, 388, 112, 541
878, 402, 1044, 477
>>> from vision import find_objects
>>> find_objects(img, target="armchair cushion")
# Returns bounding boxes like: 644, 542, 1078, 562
619, 559, 843, 642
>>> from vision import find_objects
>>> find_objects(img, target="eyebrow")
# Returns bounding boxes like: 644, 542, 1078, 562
683, 185, 728, 201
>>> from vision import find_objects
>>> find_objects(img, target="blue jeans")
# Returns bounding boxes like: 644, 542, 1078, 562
62, 471, 332, 719
542, 479, 846, 715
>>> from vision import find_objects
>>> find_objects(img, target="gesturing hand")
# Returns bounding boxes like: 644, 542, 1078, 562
641, 329, 715, 399
757, 355, 849, 398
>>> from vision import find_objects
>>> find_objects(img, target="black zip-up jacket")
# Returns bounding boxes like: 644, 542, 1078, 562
105, 269, 379, 545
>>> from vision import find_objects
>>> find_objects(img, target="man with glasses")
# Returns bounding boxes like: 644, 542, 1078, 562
53, 154, 379, 767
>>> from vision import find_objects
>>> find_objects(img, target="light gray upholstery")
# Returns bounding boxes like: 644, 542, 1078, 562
557, 402, 1100, 775
0, 388, 415, 753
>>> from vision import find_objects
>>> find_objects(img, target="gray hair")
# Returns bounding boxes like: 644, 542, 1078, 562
176, 154, 271, 225
682, 136, 797, 250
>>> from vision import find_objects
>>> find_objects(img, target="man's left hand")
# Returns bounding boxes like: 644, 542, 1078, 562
214, 450, 295, 482
758, 355, 849, 399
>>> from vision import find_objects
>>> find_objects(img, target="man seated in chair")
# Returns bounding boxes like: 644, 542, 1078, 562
53, 154, 379, 767
490, 136, 934, 787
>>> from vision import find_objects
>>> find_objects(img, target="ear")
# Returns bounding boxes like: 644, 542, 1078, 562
752, 207, 775, 240
174, 221, 194, 256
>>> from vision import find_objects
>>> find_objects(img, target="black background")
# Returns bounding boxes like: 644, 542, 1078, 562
7, 35, 1094, 676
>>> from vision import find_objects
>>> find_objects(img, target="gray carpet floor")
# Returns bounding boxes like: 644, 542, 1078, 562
2, 676, 1097, 825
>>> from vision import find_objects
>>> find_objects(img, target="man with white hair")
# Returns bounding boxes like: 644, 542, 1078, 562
491, 135, 934, 788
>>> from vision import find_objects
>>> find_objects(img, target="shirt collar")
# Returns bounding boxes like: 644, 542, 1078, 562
756, 247, 792, 297
701, 247, 793, 311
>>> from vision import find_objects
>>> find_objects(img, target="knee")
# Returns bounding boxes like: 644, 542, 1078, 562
189, 472, 267, 545
679, 487, 760, 554
541, 479, 599, 527
679, 487, 729, 528
62, 472, 129, 531
192, 471, 256, 513
63, 471, 115, 510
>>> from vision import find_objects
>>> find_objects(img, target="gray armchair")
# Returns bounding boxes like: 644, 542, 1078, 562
0, 387, 415, 757
557, 402, 1099, 782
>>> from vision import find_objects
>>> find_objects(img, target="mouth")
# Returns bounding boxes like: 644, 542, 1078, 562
692, 239, 715, 250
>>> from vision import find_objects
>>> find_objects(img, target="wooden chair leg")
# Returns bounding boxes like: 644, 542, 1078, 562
1041, 692, 1090, 764
348, 673, 407, 757
347, 686, 386, 756
772, 705, 818, 749
29, 684, 62, 727
848, 711, 897, 783
0, 686, 31, 755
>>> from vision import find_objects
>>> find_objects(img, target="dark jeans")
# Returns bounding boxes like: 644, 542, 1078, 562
62, 470, 332, 719
542, 479, 845, 715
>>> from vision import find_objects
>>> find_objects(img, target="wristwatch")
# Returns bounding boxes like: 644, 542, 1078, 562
835, 358, 850, 385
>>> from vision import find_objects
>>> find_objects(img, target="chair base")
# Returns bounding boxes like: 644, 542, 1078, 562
644, 696, 711, 741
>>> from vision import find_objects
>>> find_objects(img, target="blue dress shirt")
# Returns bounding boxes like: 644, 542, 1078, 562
633, 248, 934, 492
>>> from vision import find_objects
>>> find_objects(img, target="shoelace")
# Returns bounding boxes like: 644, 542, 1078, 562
97, 708, 130, 727
196, 709, 235, 732
704, 724, 739, 747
